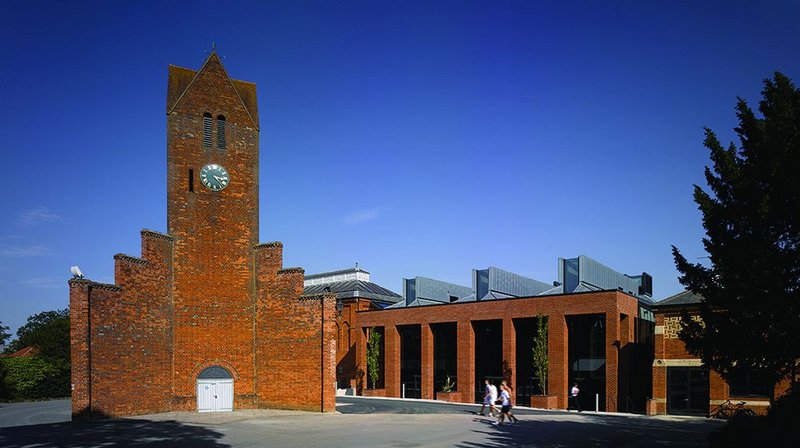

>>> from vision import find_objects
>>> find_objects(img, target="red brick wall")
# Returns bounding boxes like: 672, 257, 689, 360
69, 280, 91, 417
167, 54, 259, 411
69, 230, 173, 418
254, 248, 337, 412
336, 299, 374, 388
356, 291, 640, 411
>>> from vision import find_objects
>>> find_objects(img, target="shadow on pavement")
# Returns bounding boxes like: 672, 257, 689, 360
456, 413, 720, 448
0, 418, 229, 448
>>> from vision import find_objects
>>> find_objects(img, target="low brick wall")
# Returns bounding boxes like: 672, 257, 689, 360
362, 389, 386, 397
530, 395, 558, 409
435, 391, 462, 403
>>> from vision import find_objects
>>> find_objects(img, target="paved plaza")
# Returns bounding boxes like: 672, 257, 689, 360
0, 397, 723, 447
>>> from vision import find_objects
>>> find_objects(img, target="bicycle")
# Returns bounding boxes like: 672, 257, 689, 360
711, 400, 756, 419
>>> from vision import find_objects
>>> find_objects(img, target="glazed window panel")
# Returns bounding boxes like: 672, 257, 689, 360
729, 368, 771, 397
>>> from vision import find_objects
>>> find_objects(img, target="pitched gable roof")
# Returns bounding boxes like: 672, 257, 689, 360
166, 53, 259, 129
0, 346, 38, 358
652, 290, 704, 309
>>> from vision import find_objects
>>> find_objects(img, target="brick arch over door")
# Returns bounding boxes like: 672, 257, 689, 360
191, 360, 240, 383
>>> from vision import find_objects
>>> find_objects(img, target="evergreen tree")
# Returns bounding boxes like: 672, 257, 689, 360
673, 73, 800, 399
0, 321, 10, 348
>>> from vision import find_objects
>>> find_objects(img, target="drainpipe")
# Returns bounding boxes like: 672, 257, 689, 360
322, 287, 330, 412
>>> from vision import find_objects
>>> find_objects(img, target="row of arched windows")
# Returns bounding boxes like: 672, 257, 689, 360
203, 112, 226, 150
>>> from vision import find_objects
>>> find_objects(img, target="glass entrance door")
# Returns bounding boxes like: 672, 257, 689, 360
667, 367, 709, 415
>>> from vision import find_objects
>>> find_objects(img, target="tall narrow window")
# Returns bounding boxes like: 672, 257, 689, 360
202, 113, 212, 148
188, 169, 194, 192
216, 115, 226, 149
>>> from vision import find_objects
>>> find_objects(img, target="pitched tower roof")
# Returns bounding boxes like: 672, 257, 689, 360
166, 52, 259, 129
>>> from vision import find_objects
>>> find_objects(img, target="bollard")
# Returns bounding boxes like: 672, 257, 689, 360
595, 394, 599, 412
402, 383, 405, 399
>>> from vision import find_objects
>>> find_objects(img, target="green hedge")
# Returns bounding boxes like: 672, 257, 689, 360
0, 356, 70, 400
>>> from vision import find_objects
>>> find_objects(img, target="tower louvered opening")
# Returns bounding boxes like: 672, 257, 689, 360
203, 113, 212, 148
217, 115, 226, 149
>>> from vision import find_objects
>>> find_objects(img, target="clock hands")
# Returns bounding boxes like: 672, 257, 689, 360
200, 164, 229, 191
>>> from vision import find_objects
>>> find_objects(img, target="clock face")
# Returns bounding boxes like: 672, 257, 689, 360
199, 164, 230, 191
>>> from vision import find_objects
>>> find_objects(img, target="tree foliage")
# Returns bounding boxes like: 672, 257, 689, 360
8, 309, 70, 367
532, 314, 549, 395
673, 72, 800, 397
366, 328, 382, 389
1, 356, 70, 400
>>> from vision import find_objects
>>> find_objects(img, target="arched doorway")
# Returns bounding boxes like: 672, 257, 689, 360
197, 366, 234, 412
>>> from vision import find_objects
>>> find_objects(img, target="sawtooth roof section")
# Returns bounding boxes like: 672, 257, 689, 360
303, 279, 401, 304
166, 53, 259, 129
538, 285, 563, 295
386, 298, 443, 308
481, 291, 516, 300
455, 293, 477, 303
652, 290, 703, 308
574, 282, 602, 293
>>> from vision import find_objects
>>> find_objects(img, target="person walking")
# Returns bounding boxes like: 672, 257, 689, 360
493, 383, 519, 426
479, 378, 498, 417
570, 383, 582, 412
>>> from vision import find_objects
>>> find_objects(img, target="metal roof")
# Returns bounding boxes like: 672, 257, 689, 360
304, 267, 370, 280
303, 279, 401, 304
474, 266, 552, 300
404, 276, 472, 305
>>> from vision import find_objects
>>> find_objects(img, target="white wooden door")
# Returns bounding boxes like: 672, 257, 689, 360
197, 379, 234, 412
216, 379, 233, 411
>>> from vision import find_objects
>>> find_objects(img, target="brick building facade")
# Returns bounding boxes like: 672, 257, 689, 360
69, 52, 336, 419
356, 290, 653, 412
650, 290, 789, 416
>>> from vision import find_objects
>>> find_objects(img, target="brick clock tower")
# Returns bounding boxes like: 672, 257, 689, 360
69, 52, 336, 419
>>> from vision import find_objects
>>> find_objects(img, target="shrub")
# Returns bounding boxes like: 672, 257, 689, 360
1, 356, 70, 400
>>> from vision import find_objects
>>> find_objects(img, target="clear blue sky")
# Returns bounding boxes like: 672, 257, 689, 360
1, 1, 799, 336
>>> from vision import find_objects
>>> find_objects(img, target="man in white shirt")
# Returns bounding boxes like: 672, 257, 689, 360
479, 378, 498, 417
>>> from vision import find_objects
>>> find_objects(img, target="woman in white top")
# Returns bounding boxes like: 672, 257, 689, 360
493, 383, 519, 425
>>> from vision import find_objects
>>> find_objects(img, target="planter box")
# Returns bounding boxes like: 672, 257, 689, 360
436, 391, 462, 403
362, 388, 386, 397
646, 398, 658, 416
530, 395, 559, 409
